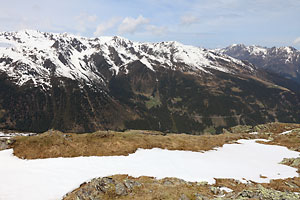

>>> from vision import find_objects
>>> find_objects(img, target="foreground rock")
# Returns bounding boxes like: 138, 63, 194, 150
63, 176, 300, 200
237, 185, 299, 200
0, 138, 15, 150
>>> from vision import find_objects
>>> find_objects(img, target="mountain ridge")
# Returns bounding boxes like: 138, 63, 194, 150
216, 44, 300, 83
0, 30, 299, 133
0, 30, 255, 89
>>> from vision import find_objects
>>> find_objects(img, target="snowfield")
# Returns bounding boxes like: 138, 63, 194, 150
0, 132, 37, 138
0, 139, 299, 200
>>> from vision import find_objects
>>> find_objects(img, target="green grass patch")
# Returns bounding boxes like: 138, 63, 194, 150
145, 96, 162, 109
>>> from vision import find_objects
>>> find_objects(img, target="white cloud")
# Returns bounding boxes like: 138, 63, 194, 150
94, 18, 120, 36
75, 13, 98, 33
118, 15, 149, 34
293, 37, 300, 45
180, 15, 199, 25
146, 25, 168, 36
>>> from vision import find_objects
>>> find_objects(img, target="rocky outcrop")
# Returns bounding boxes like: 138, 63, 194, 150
64, 177, 142, 200
0, 138, 15, 150
280, 157, 300, 168
63, 176, 300, 200
237, 185, 300, 200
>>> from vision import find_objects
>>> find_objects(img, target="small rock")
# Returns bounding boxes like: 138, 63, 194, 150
163, 180, 173, 186
194, 193, 209, 200
196, 181, 208, 186
291, 157, 300, 167
210, 186, 222, 195
115, 183, 127, 196
238, 185, 300, 200
222, 128, 231, 134
229, 125, 253, 133
268, 136, 274, 141
284, 181, 299, 189
281, 157, 300, 168
6, 139, 15, 145
94, 177, 114, 193
124, 179, 141, 190
179, 194, 190, 200
0, 139, 9, 150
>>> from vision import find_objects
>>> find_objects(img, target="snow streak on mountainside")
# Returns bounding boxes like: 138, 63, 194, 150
0, 30, 254, 90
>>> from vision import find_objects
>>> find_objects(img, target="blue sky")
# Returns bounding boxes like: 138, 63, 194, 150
0, 0, 300, 49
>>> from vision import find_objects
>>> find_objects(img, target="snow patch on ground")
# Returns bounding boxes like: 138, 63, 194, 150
220, 187, 233, 193
249, 132, 258, 135
0, 139, 299, 200
280, 130, 293, 135
0, 132, 37, 138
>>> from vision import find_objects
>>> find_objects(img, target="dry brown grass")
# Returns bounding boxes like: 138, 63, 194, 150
12, 130, 253, 159
262, 177, 300, 193
258, 132, 300, 152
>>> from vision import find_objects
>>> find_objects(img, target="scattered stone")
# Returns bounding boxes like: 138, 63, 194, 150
162, 177, 187, 185
194, 193, 209, 200
284, 181, 299, 189
0, 138, 14, 150
163, 180, 173, 186
237, 185, 300, 200
94, 177, 114, 193
115, 183, 127, 196
228, 125, 253, 134
268, 136, 274, 141
6, 139, 16, 145
210, 186, 222, 195
290, 158, 300, 167
0, 139, 9, 150
123, 178, 141, 190
197, 181, 209, 186
179, 194, 190, 200
222, 128, 231, 134
280, 157, 300, 168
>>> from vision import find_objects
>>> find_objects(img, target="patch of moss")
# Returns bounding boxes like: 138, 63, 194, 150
203, 126, 216, 134
145, 96, 162, 109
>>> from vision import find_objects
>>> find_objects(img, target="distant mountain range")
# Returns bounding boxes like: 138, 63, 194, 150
0, 30, 299, 133
217, 44, 300, 83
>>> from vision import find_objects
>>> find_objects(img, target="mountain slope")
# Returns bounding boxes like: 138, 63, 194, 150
0, 30, 299, 133
217, 44, 300, 83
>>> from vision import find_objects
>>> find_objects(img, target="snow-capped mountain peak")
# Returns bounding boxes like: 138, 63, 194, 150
217, 44, 300, 83
0, 30, 255, 90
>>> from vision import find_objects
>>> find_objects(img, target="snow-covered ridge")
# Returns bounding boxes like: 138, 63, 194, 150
216, 44, 300, 80
217, 44, 299, 62
0, 30, 254, 89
